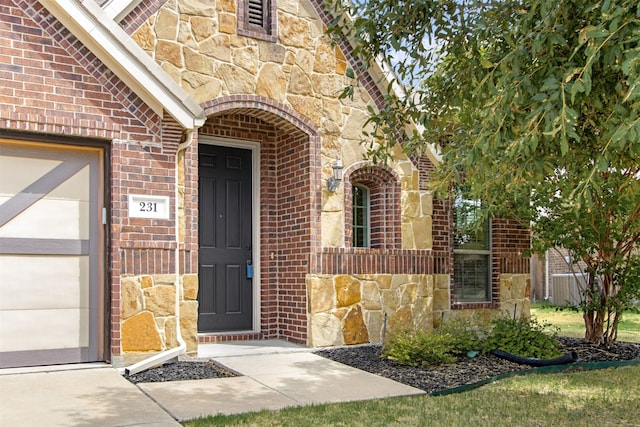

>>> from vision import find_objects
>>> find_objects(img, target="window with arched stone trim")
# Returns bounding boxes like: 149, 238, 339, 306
345, 164, 401, 249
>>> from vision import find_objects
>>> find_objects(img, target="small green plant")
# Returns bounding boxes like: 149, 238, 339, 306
382, 329, 457, 366
484, 316, 562, 359
382, 317, 491, 366
435, 316, 489, 355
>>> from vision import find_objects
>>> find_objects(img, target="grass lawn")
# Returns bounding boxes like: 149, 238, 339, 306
182, 304, 639, 426
182, 365, 640, 426
531, 303, 640, 343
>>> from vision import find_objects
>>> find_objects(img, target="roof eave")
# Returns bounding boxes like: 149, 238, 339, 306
39, 0, 206, 130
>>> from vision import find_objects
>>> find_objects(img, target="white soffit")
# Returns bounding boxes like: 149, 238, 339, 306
38, 0, 205, 130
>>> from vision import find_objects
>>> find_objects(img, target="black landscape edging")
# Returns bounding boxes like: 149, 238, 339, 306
489, 349, 579, 366
429, 359, 640, 396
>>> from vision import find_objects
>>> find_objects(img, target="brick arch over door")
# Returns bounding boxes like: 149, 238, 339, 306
344, 162, 402, 249
198, 96, 321, 344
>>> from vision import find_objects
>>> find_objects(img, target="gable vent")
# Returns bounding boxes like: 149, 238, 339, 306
248, 0, 266, 27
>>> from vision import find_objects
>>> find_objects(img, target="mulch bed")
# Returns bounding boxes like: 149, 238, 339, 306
125, 359, 238, 384
126, 337, 639, 394
315, 337, 640, 394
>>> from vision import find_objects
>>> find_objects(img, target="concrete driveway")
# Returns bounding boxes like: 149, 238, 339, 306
0, 364, 179, 426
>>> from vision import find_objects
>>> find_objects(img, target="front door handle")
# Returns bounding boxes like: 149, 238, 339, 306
246, 260, 253, 279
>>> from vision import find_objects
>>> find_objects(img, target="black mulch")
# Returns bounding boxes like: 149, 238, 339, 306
315, 337, 640, 394
125, 359, 238, 384
125, 337, 639, 394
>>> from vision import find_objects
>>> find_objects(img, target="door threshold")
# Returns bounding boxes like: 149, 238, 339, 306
198, 331, 262, 344
197, 339, 310, 358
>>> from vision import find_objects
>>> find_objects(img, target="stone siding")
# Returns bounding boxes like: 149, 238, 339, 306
308, 272, 531, 347
499, 273, 532, 318
129, 0, 434, 249
439, 273, 532, 326
0, 0, 195, 361
115, 273, 198, 365
308, 274, 434, 347
0, 0, 533, 366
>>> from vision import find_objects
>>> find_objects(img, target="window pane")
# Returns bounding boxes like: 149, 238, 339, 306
453, 191, 489, 250
453, 187, 491, 302
453, 253, 491, 302
352, 185, 369, 247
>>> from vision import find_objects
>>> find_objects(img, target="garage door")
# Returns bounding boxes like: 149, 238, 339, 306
0, 140, 103, 368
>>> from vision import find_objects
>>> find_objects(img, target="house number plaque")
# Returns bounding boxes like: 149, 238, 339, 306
128, 194, 170, 219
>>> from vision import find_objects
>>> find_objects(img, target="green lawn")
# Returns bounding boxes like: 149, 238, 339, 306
531, 303, 640, 343
183, 365, 640, 426
182, 305, 639, 426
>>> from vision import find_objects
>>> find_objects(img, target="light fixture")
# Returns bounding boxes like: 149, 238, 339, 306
327, 159, 344, 192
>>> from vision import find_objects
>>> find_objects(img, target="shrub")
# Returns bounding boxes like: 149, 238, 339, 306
382, 315, 564, 366
382, 329, 457, 366
435, 316, 489, 355
483, 316, 563, 359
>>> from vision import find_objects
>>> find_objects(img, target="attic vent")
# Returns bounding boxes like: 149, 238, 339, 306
240, 0, 274, 39
247, 0, 266, 28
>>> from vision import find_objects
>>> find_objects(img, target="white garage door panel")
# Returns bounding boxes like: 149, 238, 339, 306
0, 197, 91, 240
0, 164, 93, 240
0, 140, 102, 368
0, 255, 89, 310
0, 308, 89, 352
0, 155, 61, 195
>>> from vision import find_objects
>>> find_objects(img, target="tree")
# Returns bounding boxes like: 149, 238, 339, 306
326, 0, 640, 344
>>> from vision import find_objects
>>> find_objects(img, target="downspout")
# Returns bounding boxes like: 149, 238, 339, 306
125, 130, 193, 375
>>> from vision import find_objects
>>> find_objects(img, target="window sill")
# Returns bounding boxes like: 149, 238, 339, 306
237, 28, 277, 43
451, 301, 499, 310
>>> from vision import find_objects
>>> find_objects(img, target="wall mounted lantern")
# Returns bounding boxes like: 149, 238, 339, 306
327, 159, 344, 192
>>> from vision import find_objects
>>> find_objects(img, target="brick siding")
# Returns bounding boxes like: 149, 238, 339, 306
2, 0, 535, 356
414, 157, 531, 309
344, 162, 402, 249
199, 101, 321, 343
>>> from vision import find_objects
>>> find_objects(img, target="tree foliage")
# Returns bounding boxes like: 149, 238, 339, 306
326, 0, 640, 343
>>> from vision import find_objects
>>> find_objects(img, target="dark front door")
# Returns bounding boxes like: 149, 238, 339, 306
198, 144, 253, 332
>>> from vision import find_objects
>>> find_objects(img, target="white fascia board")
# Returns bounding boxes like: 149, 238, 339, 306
39, 0, 205, 130
102, 0, 141, 21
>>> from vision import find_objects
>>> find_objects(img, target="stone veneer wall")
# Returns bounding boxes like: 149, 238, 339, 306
499, 274, 531, 318
438, 274, 532, 327
122, 0, 438, 346
307, 272, 530, 347
118, 273, 199, 364
308, 274, 436, 347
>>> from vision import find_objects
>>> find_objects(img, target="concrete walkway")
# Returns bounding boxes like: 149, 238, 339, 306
0, 341, 425, 425
0, 363, 180, 426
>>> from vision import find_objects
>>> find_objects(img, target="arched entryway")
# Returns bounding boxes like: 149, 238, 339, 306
196, 96, 321, 345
